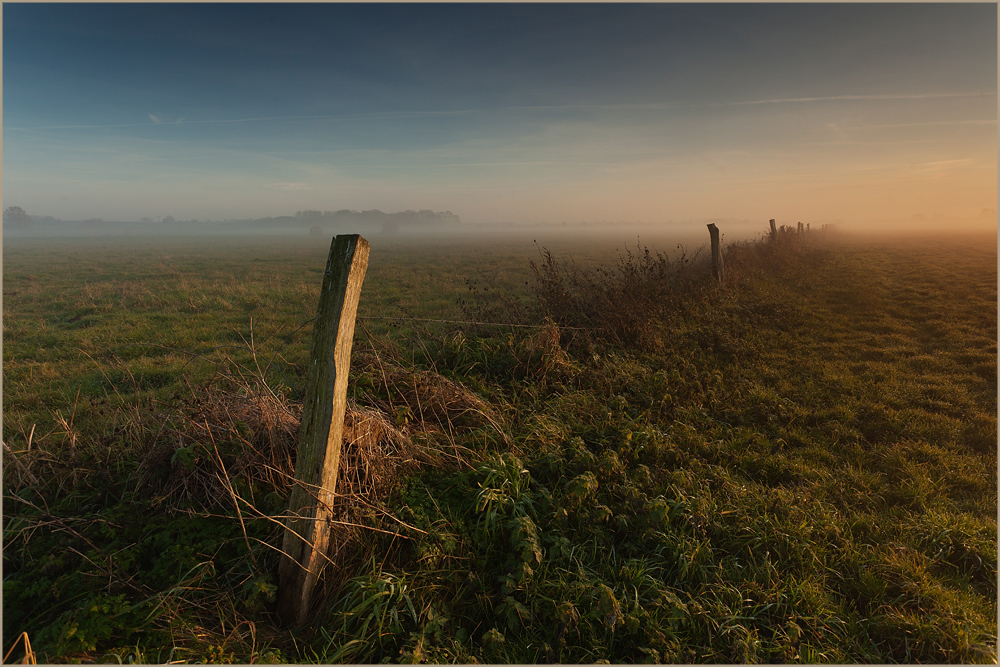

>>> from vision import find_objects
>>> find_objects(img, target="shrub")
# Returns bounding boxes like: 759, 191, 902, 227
527, 242, 710, 351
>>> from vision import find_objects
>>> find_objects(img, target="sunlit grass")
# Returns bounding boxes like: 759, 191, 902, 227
3, 230, 995, 663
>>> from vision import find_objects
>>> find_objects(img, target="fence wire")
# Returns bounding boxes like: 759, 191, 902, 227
356, 315, 593, 331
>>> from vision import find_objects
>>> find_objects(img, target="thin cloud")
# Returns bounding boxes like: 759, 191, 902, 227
8, 130, 157, 160
321, 161, 621, 169
913, 158, 977, 170
802, 139, 942, 147
713, 91, 996, 107
847, 118, 997, 129
148, 113, 184, 125
8, 91, 995, 132
11, 110, 477, 131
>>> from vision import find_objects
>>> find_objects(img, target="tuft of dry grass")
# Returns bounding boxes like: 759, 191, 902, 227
118, 354, 497, 609
132, 370, 472, 511
5, 343, 493, 524
354, 350, 505, 454
132, 376, 301, 506
356, 351, 491, 420
517, 317, 573, 380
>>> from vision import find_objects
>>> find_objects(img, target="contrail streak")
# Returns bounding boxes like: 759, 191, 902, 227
713, 91, 996, 106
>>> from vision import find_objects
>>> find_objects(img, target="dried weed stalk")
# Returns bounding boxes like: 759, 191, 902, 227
136, 356, 496, 522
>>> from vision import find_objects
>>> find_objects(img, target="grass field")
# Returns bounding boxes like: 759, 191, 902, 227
3, 228, 996, 663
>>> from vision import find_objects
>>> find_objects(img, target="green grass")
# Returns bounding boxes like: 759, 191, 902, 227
3, 230, 996, 663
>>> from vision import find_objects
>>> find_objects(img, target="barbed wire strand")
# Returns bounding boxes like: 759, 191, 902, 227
108, 314, 594, 367
356, 315, 593, 331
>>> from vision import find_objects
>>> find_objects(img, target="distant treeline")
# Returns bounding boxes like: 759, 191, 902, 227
3, 206, 462, 236
229, 209, 461, 234
293, 209, 460, 227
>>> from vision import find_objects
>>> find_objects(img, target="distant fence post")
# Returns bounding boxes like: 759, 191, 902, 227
277, 234, 370, 626
797, 221, 804, 234
769, 218, 777, 241
707, 223, 724, 285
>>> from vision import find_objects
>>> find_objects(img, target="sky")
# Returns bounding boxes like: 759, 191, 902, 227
3, 3, 997, 230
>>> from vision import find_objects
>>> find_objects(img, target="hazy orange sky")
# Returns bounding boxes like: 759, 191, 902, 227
4, 4, 996, 232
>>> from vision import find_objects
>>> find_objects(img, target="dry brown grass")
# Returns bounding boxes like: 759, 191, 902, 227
117, 356, 498, 607
3, 345, 495, 517
3, 414, 119, 501
356, 353, 497, 426
517, 317, 574, 380
131, 352, 497, 501
3, 343, 504, 649
132, 377, 301, 506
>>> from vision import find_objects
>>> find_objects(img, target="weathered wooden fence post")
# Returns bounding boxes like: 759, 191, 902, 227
277, 234, 370, 626
797, 221, 804, 234
707, 223, 724, 285
769, 218, 777, 241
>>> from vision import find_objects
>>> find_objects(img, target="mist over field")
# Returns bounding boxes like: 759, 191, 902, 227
1, 208, 782, 247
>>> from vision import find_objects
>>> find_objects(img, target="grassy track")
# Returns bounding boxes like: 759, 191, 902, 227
3, 230, 996, 663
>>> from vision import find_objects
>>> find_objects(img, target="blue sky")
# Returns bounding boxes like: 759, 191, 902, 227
3, 3, 996, 228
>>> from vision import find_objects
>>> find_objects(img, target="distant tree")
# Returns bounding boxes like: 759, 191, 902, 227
162, 216, 176, 224
309, 225, 323, 236
4, 206, 32, 228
